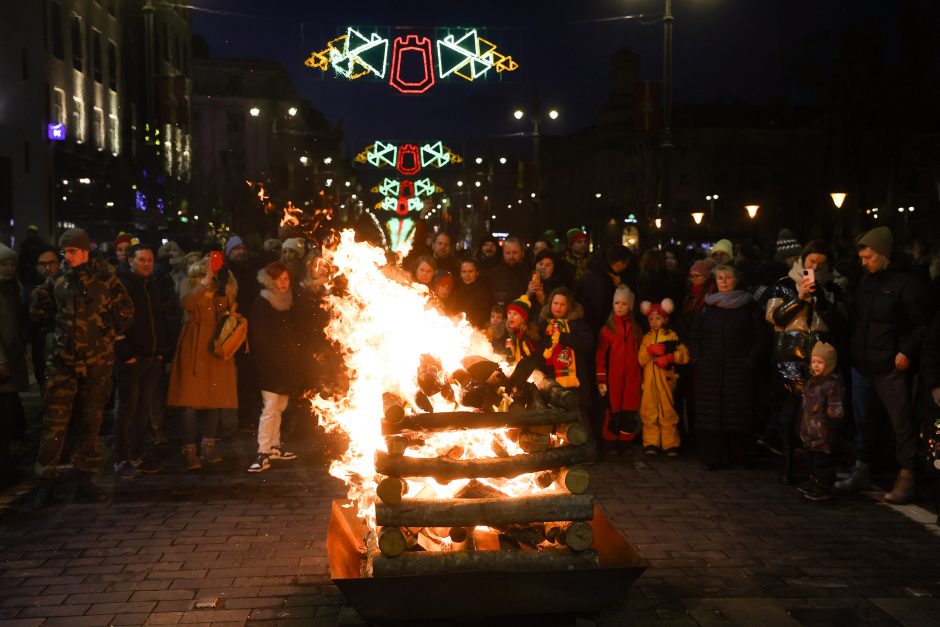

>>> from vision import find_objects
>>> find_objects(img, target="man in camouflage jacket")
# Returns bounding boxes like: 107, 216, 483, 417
29, 228, 133, 507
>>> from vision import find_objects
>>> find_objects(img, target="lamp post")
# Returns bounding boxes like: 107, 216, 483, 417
659, 0, 675, 223
705, 193, 718, 224
514, 107, 559, 235
745, 204, 760, 220
830, 192, 846, 209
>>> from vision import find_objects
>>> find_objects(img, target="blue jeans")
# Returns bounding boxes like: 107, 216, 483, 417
113, 359, 163, 462
851, 367, 916, 469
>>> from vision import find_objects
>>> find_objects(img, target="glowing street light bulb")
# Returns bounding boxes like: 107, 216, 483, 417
830, 192, 846, 209
691, 211, 705, 225
548, 109, 559, 120
654, 218, 662, 229
499, 157, 507, 164
513, 110, 525, 120
249, 107, 260, 117
475, 157, 483, 164
745, 204, 760, 219
474, 181, 481, 187
288, 107, 298, 117
595, 193, 602, 199
457, 180, 464, 187
299, 156, 308, 165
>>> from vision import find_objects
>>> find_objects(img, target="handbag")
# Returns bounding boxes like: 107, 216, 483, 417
212, 303, 248, 360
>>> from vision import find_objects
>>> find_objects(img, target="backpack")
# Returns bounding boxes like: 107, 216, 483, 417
212, 305, 248, 360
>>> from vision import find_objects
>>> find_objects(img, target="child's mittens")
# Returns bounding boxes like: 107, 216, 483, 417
654, 354, 674, 369
647, 343, 665, 356
598, 383, 607, 396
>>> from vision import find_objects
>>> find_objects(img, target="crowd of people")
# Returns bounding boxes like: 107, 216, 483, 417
1, 222, 939, 511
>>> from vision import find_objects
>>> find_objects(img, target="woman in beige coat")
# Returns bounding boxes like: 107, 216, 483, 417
167, 257, 238, 469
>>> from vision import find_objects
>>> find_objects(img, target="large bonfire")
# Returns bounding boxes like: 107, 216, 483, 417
310, 230, 549, 532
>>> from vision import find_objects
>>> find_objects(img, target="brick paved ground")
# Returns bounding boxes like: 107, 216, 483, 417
1, 416, 939, 626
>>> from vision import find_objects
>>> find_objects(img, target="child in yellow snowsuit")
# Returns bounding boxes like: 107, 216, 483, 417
638, 299, 689, 456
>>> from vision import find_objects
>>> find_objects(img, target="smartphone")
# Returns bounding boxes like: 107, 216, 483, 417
803, 267, 815, 285
209, 250, 224, 273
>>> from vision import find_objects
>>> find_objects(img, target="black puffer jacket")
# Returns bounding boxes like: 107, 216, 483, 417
115, 267, 172, 362
920, 310, 940, 391
690, 293, 769, 434
850, 257, 930, 376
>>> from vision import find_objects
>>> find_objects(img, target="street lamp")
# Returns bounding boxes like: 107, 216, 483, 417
287, 107, 298, 117
513, 106, 560, 232
659, 0, 675, 222
745, 204, 760, 219
249, 107, 260, 117
691, 211, 704, 225
830, 192, 846, 209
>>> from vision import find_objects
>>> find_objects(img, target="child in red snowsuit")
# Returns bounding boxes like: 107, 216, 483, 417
596, 285, 643, 452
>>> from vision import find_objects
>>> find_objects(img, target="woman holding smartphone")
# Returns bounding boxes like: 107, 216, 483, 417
166, 251, 239, 470
763, 240, 844, 483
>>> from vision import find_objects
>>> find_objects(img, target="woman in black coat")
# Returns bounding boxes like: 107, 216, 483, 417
245, 261, 305, 472
452, 259, 491, 330
690, 264, 769, 469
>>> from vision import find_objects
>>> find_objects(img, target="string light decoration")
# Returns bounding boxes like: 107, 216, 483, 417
305, 26, 518, 93
396, 144, 422, 176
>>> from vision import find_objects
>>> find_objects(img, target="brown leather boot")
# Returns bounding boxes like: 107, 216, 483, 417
200, 438, 223, 464
182, 444, 202, 471
884, 468, 915, 505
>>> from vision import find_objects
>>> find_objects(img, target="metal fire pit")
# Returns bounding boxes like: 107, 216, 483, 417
327, 500, 648, 622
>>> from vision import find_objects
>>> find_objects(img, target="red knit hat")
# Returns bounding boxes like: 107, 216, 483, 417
640, 298, 675, 320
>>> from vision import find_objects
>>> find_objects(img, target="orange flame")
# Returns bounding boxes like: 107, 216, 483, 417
280, 201, 302, 228
311, 230, 549, 530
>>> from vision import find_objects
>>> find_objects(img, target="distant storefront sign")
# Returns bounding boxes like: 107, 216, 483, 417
47, 123, 66, 141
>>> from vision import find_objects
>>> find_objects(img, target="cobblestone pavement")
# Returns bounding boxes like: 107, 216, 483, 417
0, 424, 938, 626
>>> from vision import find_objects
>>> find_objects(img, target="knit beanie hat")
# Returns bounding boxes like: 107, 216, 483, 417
59, 228, 91, 251
225, 235, 244, 257
640, 298, 675, 321
566, 228, 588, 246
0, 243, 16, 265
282, 237, 306, 256
774, 228, 802, 262
612, 284, 635, 308
506, 294, 533, 321
263, 238, 282, 255
710, 239, 733, 259
811, 341, 837, 376
689, 258, 715, 277
857, 226, 893, 259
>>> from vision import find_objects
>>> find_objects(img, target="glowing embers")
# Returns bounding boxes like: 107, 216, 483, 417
305, 27, 518, 93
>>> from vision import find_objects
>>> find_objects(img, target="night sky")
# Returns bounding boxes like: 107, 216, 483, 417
191, 0, 895, 158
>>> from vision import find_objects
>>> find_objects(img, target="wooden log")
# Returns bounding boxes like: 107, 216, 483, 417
453, 479, 507, 499
535, 378, 579, 410
376, 476, 407, 505
382, 392, 406, 423
371, 547, 600, 577
375, 441, 595, 481
555, 422, 590, 446
471, 528, 500, 551
518, 430, 551, 453
381, 408, 579, 435
375, 493, 594, 527
560, 521, 594, 552
535, 467, 590, 494
558, 467, 590, 495
377, 527, 414, 557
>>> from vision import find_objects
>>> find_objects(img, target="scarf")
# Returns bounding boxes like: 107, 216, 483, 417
705, 289, 753, 309
261, 288, 293, 312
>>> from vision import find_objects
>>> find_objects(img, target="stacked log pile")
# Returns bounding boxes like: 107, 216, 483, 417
370, 356, 597, 577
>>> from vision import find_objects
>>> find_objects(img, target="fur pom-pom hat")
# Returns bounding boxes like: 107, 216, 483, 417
640, 298, 675, 320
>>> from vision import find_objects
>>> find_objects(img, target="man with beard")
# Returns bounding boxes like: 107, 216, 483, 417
487, 237, 531, 309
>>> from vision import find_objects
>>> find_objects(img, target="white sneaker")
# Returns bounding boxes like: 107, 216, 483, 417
269, 446, 297, 461
247, 454, 270, 473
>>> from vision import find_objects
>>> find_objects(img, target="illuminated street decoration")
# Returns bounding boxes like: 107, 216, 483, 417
356, 141, 461, 170
376, 178, 400, 198
396, 144, 421, 176
305, 27, 518, 93
388, 216, 417, 254
389, 35, 436, 94
413, 177, 438, 197
314, 28, 389, 79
